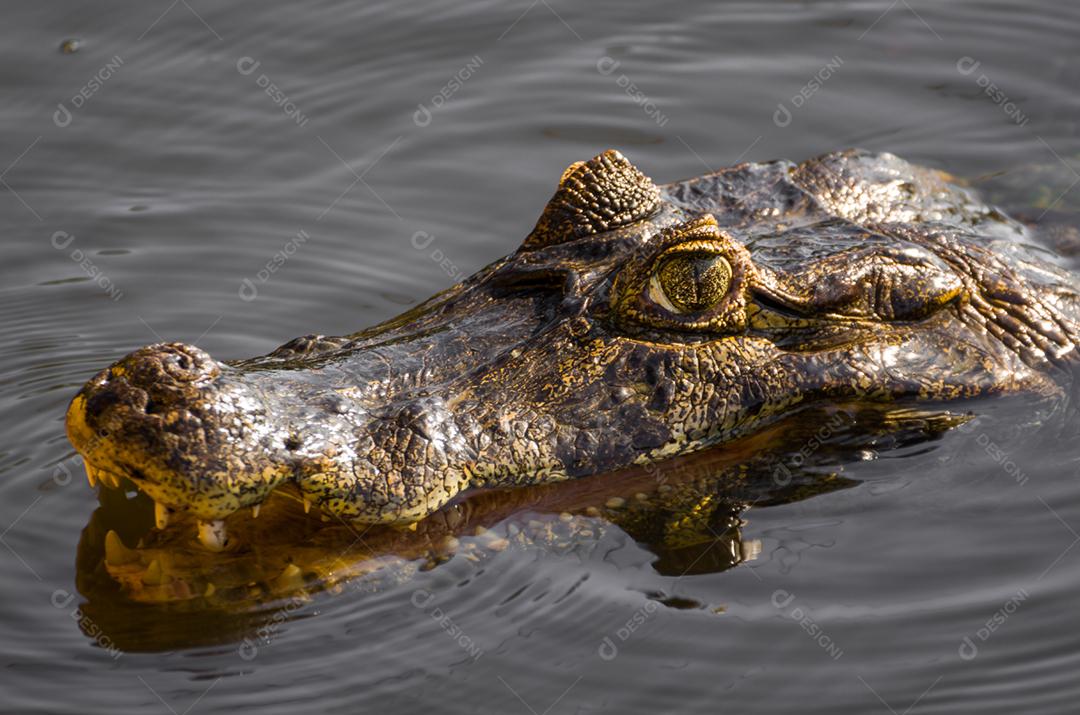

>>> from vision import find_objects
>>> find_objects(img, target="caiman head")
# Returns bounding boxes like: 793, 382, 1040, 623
66, 149, 1080, 549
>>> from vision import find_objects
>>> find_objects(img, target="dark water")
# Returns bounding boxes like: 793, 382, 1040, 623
3, 1, 1080, 712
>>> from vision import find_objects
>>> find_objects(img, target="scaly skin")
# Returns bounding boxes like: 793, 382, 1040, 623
65, 149, 1080, 551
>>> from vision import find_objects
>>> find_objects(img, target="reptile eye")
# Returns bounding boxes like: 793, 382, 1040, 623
649, 252, 732, 314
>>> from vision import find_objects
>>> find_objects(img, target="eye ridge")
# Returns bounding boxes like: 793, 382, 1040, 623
652, 251, 733, 314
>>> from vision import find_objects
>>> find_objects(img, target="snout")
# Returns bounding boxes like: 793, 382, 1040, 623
67, 343, 221, 469
70, 342, 220, 442
66, 342, 300, 543
66, 338, 482, 550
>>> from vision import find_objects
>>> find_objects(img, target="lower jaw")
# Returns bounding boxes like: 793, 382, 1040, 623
80, 456, 441, 552
82, 460, 289, 551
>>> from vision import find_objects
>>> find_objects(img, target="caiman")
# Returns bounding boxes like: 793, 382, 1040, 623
65, 148, 1080, 556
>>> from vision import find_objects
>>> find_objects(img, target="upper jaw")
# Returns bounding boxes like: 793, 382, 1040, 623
66, 364, 297, 550
66, 345, 480, 550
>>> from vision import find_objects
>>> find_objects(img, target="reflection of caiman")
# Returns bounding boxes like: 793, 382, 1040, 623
78, 404, 955, 647
67, 149, 1080, 554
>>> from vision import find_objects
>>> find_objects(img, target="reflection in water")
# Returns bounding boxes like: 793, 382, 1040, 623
72, 402, 968, 652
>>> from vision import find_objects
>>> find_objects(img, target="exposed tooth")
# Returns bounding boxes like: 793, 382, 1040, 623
142, 559, 166, 586
104, 530, 139, 566
302, 497, 312, 514
85, 463, 98, 488
197, 519, 229, 551
154, 502, 172, 530
203, 582, 216, 598
273, 563, 304, 591
741, 539, 763, 562
100, 470, 120, 489
251, 504, 261, 519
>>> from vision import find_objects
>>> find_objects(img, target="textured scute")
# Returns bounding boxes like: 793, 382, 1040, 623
523, 149, 663, 249
66, 149, 1080, 526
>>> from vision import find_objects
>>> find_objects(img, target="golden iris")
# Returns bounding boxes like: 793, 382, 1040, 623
652, 252, 732, 313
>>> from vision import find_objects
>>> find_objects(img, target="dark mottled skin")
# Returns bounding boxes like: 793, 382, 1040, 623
66, 149, 1080, 538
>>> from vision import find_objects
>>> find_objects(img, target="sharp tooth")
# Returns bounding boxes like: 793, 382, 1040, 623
85, 463, 98, 488
142, 559, 166, 586
154, 502, 172, 530
302, 497, 312, 514
273, 564, 304, 591
104, 530, 139, 566
203, 582, 216, 598
251, 504, 261, 519
197, 519, 229, 551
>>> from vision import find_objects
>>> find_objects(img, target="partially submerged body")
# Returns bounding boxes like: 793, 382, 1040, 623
66, 149, 1080, 611
78, 400, 989, 644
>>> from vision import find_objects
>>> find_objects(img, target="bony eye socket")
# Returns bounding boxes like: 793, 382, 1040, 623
649, 251, 732, 314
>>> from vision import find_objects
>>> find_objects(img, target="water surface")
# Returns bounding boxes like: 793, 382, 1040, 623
2, 1, 1080, 713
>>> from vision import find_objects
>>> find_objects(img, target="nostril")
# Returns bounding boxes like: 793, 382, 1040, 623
157, 343, 218, 382
122, 342, 221, 385
284, 435, 302, 451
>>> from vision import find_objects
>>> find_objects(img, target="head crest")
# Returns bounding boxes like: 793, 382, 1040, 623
522, 149, 661, 250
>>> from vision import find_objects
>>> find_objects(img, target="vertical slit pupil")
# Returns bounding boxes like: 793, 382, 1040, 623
658, 252, 731, 313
